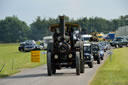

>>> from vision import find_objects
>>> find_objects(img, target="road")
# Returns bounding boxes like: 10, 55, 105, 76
0, 52, 109, 85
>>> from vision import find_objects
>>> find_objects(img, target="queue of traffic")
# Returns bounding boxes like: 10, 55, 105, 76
17, 16, 128, 76
81, 34, 110, 68
46, 16, 110, 76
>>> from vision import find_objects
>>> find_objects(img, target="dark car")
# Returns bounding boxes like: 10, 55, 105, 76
92, 43, 101, 64
99, 44, 104, 60
99, 41, 110, 52
104, 42, 111, 50
18, 40, 43, 52
24, 44, 42, 52
83, 43, 94, 68
99, 42, 106, 52
110, 37, 128, 48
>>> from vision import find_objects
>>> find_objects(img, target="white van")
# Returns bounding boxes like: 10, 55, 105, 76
81, 34, 92, 42
43, 36, 53, 49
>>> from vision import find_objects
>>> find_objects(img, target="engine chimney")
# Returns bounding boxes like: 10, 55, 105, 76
59, 16, 65, 39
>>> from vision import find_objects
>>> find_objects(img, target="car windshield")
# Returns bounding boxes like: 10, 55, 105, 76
126, 38, 128, 41
25, 40, 36, 45
82, 37, 90, 41
44, 39, 52, 43
114, 38, 123, 41
84, 46, 91, 53
99, 45, 103, 50
98, 36, 103, 38
99, 42, 105, 46
92, 45, 99, 51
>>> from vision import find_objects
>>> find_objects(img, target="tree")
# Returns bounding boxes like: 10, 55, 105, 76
29, 16, 57, 40
0, 14, 128, 43
0, 16, 29, 43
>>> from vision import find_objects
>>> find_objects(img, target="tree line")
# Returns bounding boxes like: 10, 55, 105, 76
0, 15, 128, 43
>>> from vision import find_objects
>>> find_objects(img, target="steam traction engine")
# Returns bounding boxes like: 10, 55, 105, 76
47, 16, 84, 76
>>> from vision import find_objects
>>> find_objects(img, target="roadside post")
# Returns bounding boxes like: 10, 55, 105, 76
11, 56, 15, 69
42, 51, 47, 60
31, 51, 40, 62
0, 61, 5, 72
0, 56, 6, 72
108, 49, 113, 62
108, 48, 113, 83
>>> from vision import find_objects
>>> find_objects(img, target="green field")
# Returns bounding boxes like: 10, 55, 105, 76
90, 47, 128, 85
0, 43, 46, 78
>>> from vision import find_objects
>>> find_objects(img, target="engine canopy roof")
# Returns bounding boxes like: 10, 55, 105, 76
49, 23, 81, 32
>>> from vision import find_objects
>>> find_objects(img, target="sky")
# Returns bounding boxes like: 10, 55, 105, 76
0, 0, 128, 25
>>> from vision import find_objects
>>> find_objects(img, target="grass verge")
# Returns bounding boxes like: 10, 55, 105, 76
90, 47, 128, 85
0, 43, 46, 78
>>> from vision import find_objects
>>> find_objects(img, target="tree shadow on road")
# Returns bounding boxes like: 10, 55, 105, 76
5, 73, 48, 79
4, 72, 77, 79
0, 74, 9, 78
54, 72, 76, 77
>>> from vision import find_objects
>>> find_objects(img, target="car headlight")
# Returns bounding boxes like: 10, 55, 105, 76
86, 56, 89, 59
54, 55, 58, 59
86, 55, 91, 60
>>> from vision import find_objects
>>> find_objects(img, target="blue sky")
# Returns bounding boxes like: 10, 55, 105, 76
0, 0, 128, 25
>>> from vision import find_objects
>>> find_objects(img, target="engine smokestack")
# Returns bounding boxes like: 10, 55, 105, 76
59, 16, 65, 39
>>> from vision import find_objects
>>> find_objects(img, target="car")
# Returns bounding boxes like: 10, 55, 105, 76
24, 44, 36, 52
18, 40, 36, 51
83, 43, 94, 68
47, 16, 84, 76
18, 40, 43, 52
99, 44, 104, 60
81, 34, 92, 42
24, 44, 43, 52
105, 42, 111, 50
99, 42, 105, 52
92, 42, 101, 64
99, 42, 107, 52
43, 36, 53, 50
99, 41, 111, 52
110, 37, 128, 48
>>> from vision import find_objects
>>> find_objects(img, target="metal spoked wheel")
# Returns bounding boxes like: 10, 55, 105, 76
76, 51, 80, 75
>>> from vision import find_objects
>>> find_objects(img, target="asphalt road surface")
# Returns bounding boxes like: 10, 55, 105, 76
0, 52, 110, 85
